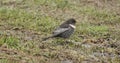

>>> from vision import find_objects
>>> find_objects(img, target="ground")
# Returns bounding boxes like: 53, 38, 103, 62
0, 0, 120, 63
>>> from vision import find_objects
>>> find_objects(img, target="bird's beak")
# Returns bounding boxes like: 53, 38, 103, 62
69, 24, 76, 29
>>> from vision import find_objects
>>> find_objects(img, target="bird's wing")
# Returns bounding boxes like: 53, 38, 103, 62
52, 27, 69, 36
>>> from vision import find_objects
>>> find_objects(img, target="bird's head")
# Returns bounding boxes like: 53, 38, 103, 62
59, 18, 76, 28
66, 18, 76, 25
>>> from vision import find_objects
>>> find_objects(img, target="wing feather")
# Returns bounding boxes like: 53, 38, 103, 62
52, 28, 69, 36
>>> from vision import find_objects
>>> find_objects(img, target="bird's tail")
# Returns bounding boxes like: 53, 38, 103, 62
42, 36, 53, 41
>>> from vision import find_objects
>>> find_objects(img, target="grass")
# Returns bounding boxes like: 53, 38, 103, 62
0, 0, 120, 63
0, 35, 19, 49
0, 7, 59, 32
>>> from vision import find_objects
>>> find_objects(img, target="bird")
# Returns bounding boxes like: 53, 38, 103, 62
42, 18, 76, 41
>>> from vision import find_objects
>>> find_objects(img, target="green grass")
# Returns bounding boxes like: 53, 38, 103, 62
0, 35, 19, 48
83, 25, 109, 37
0, 59, 19, 63
0, 0, 120, 63
0, 7, 59, 32
32, 0, 70, 9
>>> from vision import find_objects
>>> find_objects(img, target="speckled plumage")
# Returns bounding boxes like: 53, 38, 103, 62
42, 18, 76, 41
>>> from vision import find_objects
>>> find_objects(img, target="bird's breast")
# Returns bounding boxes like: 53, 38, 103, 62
69, 24, 76, 29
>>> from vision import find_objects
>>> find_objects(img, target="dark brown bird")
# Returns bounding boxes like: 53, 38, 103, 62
42, 18, 76, 41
